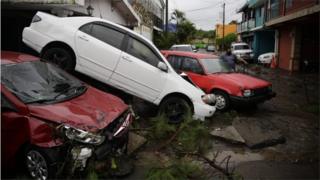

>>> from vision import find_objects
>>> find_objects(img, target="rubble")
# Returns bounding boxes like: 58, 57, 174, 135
210, 126, 245, 144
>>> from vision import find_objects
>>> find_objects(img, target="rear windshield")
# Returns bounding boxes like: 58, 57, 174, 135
234, 45, 249, 50
171, 46, 193, 52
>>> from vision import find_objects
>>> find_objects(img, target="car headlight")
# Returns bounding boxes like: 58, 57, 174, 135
250, 53, 254, 57
243, 89, 252, 97
60, 125, 105, 145
202, 94, 216, 104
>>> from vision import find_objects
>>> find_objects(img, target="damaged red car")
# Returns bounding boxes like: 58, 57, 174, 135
161, 50, 276, 111
1, 51, 134, 179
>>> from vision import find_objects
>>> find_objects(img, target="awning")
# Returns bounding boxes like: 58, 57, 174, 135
266, 4, 320, 27
112, 0, 141, 26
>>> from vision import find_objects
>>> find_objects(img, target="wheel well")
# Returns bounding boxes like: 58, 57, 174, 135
160, 92, 194, 112
211, 88, 229, 95
41, 41, 76, 61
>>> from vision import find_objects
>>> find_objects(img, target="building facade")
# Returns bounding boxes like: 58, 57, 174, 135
237, 0, 319, 72
215, 23, 237, 39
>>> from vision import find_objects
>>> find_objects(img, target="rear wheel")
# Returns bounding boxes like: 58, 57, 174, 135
42, 47, 75, 71
159, 97, 192, 124
212, 90, 230, 111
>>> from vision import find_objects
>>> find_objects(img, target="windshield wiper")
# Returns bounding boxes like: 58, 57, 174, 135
53, 84, 87, 99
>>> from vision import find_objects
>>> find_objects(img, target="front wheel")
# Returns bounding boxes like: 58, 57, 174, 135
159, 97, 192, 124
25, 146, 57, 180
213, 90, 230, 111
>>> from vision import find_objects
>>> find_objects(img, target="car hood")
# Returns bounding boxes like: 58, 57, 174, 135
28, 86, 128, 132
208, 73, 270, 89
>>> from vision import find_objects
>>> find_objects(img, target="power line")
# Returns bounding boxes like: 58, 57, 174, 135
184, 1, 223, 12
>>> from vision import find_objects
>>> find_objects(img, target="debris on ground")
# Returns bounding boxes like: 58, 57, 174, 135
127, 132, 147, 155
210, 126, 245, 144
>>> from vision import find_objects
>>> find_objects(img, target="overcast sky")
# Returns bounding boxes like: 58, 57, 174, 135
168, 0, 247, 31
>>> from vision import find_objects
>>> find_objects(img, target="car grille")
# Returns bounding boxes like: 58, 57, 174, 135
253, 87, 270, 96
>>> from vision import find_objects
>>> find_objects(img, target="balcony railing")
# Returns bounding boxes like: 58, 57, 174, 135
237, 18, 256, 33
248, 19, 255, 29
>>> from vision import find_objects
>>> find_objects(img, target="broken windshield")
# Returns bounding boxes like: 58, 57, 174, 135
1, 61, 86, 104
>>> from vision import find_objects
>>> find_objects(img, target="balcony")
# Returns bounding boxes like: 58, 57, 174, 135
237, 18, 256, 33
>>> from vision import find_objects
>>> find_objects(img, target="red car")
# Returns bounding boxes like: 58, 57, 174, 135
161, 50, 276, 111
1, 51, 133, 179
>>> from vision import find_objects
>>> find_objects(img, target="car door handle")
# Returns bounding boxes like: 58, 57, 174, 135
78, 35, 89, 41
122, 56, 132, 62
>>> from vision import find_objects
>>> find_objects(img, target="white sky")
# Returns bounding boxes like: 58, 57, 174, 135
168, 0, 247, 30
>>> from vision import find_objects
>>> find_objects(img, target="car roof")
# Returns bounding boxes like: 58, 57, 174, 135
1, 51, 39, 65
161, 50, 218, 59
171, 44, 192, 47
232, 43, 248, 46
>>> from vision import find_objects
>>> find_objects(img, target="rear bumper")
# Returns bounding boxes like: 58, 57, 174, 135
230, 92, 276, 106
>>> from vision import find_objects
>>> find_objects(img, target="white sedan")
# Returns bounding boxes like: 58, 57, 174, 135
258, 52, 275, 64
22, 11, 216, 122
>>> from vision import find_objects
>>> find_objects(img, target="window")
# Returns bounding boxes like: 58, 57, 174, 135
79, 23, 93, 34
167, 55, 182, 71
127, 37, 161, 67
181, 57, 203, 74
286, 0, 293, 8
90, 23, 124, 49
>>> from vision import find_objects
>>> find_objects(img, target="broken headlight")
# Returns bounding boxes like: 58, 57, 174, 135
202, 94, 216, 104
60, 125, 105, 145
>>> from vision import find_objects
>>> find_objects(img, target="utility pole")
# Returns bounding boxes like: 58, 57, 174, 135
165, 0, 168, 33
222, 2, 225, 51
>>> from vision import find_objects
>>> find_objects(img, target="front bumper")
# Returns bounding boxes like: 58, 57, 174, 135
230, 92, 276, 106
193, 102, 216, 121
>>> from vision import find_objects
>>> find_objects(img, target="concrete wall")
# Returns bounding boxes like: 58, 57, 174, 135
215, 24, 237, 39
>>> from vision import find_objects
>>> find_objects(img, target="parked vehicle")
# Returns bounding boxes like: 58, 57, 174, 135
206, 45, 215, 52
170, 44, 197, 52
258, 52, 275, 64
161, 50, 276, 111
1, 51, 134, 179
22, 11, 215, 122
231, 42, 254, 63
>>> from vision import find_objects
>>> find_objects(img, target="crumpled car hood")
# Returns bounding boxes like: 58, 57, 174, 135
28, 86, 128, 132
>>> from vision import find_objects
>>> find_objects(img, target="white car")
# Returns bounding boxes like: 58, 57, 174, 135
231, 42, 254, 62
170, 44, 197, 52
258, 52, 275, 64
22, 11, 216, 122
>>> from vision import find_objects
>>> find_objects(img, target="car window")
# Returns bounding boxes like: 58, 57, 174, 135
90, 23, 124, 49
127, 37, 161, 67
167, 55, 182, 71
1, 94, 17, 112
181, 57, 203, 74
79, 23, 93, 34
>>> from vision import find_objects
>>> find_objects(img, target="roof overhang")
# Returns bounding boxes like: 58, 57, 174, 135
237, 2, 249, 13
248, 0, 266, 8
112, 0, 141, 26
266, 4, 320, 27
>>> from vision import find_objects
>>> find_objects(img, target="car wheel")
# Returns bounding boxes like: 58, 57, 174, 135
42, 47, 75, 71
25, 146, 56, 180
159, 97, 192, 124
213, 90, 229, 111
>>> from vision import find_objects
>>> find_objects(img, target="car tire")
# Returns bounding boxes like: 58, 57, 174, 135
25, 146, 57, 180
212, 90, 230, 111
42, 47, 75, 71
159, 97, 192, 124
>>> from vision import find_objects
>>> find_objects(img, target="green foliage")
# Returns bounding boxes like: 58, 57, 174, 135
154, 32, 177, 50
149, 115, 177, 140
176, 118, 211, 154
145, 159, 203, 180
86, 170, 98, 180
216, 33, 237, 50
176, 20, 197, 44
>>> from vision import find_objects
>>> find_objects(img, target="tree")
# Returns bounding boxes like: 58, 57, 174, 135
216, 33, 237, 50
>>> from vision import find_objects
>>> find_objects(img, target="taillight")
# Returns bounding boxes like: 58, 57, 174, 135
31, 15, 41, 23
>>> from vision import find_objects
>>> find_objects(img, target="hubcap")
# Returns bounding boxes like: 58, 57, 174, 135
49, 53, 68, 69
26, 150, 49, 180
164, 102, 187, 123
215, 94, 226, 110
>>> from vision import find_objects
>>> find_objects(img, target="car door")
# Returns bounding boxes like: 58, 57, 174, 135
180, 57, 209, 91
75, 22, 125, 83
111, 35, 167, 102
1, 92, 29, 169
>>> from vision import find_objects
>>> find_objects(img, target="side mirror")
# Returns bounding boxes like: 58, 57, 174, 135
157, 61, 168, 72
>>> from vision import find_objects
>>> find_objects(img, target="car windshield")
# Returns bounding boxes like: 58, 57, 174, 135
234, 45, 249, 50
200, 59, 233, 74
1, 61, 86, 104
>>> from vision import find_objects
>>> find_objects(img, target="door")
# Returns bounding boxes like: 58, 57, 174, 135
1, 94, 29, 169
180, 57, 208, 91
111, 36, 167, 102
75, 22, 125, 83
